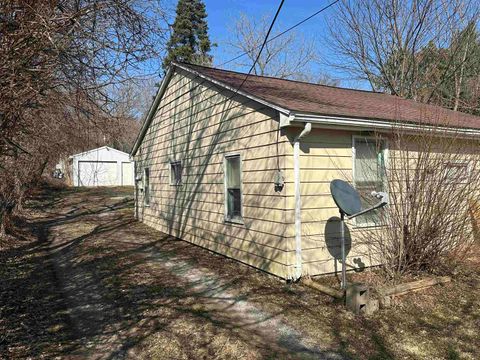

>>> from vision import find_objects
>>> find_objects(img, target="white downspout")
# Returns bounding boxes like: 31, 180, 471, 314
293, 122, 312, 281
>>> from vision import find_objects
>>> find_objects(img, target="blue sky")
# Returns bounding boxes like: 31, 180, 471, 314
141, 0, 367, 89
202, 0, 369, 89
205, 0, 331, 64
203, 0, 350, 81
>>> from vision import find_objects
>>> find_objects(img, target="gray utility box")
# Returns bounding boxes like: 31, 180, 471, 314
346, 282, 370, 315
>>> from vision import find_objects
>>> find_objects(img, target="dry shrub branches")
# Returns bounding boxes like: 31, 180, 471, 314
361, 123, 480, 279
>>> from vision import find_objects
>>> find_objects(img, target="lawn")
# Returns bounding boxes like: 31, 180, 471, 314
0, 185, 478, 359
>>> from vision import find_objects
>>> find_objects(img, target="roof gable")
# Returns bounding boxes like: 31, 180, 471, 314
131, 62, 480, 155
71, 146, 129, 159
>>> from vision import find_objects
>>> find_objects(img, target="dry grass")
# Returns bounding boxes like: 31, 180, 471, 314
1, 185, 479, 359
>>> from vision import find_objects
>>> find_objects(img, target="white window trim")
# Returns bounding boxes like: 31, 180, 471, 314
444, 160, 471, 184
169, 160, 182, 186
352, 135, 388, 228
143, 167, 150, 207
224, 153, 244, 225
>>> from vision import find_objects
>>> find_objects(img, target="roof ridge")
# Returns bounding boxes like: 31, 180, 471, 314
176, 61, 392, 96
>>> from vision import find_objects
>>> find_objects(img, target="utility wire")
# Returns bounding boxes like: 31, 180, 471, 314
218, 0, 340, 68
230, 0, 285, 94
136, 0, 340, 139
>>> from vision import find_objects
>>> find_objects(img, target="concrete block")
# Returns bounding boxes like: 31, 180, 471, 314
346, 282, 370, 315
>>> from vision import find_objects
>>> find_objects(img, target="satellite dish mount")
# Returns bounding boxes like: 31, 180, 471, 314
329, 179, 388, 290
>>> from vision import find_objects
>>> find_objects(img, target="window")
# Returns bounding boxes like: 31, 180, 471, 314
445, 162, 469, 183
170, 161, 182, 185
353, 137, 386, 226
224, 155, 243, 223
143, 168, 150, 206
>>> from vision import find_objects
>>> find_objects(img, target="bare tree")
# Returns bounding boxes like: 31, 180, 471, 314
227, 12, 337, 84
109, 77, 159, 120
0, 0, 169, 239
326, 0, 479, 101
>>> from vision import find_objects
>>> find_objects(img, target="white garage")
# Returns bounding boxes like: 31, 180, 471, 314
70, 146, 134, 187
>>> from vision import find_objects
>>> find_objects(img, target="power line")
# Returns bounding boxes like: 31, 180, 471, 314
218, 0, 340, 68
225, 0, 285, 98
136, 0, 340, 139
159, 0, 339, 113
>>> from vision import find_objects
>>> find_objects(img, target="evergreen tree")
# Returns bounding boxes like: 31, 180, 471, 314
162, 0, 214, 71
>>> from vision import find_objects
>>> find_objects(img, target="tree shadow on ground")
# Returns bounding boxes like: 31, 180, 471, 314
1, 186, 343, 359
2, 185, 462, 359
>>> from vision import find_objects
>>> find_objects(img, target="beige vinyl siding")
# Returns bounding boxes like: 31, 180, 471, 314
282, 128, 382, 276
134, 67, 479, 280
284, 128, 479, 276
135, 69, 293, 278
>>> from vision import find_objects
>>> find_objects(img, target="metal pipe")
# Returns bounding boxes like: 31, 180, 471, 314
340, 211, 346, 289
293, 122, 312, 281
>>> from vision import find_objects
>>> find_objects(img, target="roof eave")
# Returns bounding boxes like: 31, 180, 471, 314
288, 112, 480, 138
70, 146, 129, 159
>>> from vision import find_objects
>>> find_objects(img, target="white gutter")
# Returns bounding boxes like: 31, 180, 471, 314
293, 122, 312, 281
291, 113, 480, 138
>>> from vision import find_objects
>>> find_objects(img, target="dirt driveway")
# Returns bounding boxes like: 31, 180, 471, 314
1, 186, 479, 359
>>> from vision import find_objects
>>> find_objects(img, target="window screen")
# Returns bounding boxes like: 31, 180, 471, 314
144, 168, 150, 205
170, 161, 182, 185
354, 138, 386, 225
225, 155, 242, 221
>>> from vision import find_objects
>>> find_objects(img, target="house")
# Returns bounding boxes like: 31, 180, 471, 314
131, 62, 480, 280
70, 146, 134, 187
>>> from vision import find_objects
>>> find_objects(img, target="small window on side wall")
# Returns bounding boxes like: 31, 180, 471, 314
353, 137, 386, 226
170, 161, 182, 185
224, 154, 243, 223
445, 162, 469, 183
144, 168, 150, 206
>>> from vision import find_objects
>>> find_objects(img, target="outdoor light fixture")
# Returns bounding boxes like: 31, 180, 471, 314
330, 179, 389, 290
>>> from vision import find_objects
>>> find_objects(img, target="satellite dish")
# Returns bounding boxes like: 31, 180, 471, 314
330, 179, 362, 216
329, 179, 389, 290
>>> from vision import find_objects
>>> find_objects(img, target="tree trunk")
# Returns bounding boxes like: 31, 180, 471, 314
0, 213, 5, 239
453, 40, 469, 111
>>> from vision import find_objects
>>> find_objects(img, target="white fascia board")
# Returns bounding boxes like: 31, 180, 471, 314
70, 146, 130, 159
130, 67, 175, 156
174, 62, 291, 116
291, 113, 480, 138
70, 145, 110, 159
280, 113, 295, 127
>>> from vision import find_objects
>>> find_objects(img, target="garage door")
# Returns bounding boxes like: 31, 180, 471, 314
78, 161, 117, 186
121, 162, 134, 186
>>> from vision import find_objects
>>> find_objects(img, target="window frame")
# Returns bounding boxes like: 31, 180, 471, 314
352, 135, 388, 228
444, 161, 470, 184
223, 153, 244, 225
170, 160, 183, 186
143, 167, 150, 206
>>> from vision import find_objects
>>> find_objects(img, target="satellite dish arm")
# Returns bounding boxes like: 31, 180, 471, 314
347, 192, 389, 220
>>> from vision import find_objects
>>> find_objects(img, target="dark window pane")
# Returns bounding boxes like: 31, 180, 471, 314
144, 168, 150, 205
225, 155, 242, 220
227, 188, 241, 217
171, 162, 182, 185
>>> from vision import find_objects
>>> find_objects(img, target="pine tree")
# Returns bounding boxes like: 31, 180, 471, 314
162, 0, 214, 71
